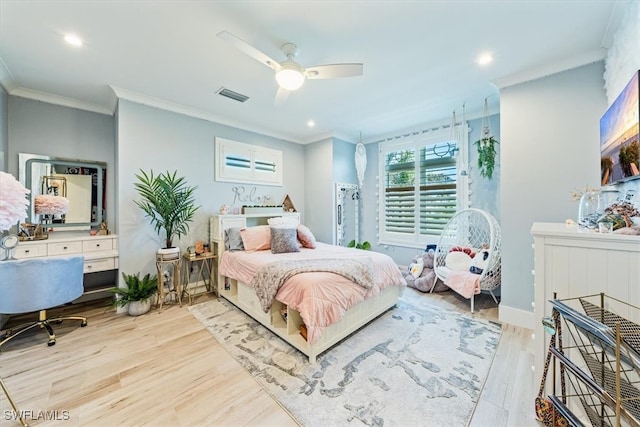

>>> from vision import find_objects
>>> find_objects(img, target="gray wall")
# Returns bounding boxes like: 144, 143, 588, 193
303, 138, 333, 243
332, 137, 358, 185
500, 62, 606, 316
6, 96, 116, 226
115, 99, 306, 280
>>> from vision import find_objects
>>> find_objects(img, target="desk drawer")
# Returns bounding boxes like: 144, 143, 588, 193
83, 239, 114, 252
84, 257, 116, 273
48, 241, 83, 256
14, 244, 48, 259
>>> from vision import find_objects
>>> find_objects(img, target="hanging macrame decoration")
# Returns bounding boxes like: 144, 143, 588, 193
474, 98, 499, 180
355, 135, 367, 188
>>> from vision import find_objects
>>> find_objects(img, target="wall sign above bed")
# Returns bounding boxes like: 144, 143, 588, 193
215, 137, 283, 186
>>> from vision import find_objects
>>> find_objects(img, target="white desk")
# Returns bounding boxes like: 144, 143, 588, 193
11, 231, 119, 301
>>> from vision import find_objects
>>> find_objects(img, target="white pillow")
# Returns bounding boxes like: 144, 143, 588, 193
445, 251, 472, 272
409, 257, 424, 279
267, 216, 299, 228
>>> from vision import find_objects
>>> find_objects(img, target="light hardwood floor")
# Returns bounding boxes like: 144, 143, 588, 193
1, 291, 540, 427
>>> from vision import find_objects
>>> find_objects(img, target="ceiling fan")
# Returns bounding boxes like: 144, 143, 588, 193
217, 31, 363, 106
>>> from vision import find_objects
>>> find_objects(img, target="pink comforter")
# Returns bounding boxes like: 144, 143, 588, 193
219, 242, 407, 344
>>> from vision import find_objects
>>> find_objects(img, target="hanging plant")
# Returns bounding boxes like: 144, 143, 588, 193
475, 136, 499, 179
474, 98, 499, 180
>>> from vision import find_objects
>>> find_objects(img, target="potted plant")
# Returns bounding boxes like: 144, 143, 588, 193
134, 169, 200, 257
474, 98, 499, 180
474, 135, 498, 180
111, 272, 158, 316
347, 239, 371, 250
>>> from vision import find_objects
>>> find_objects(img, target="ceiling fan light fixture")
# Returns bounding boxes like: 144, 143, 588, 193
275, 64, 305, 91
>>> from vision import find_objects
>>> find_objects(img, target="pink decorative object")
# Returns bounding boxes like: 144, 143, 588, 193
34, 194, 70, 216
0, 171, 30, 232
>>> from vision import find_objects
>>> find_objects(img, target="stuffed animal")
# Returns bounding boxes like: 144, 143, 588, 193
402, 249, 448, 293
469, 245, 490, 275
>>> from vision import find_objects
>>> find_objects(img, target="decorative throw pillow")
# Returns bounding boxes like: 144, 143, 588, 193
270, 227, 300, 254
297, 224, 317, 249
224, 227, 245, 251
267, 216, 299, 228
445, 251, 472, 271
240, 225, 271, 251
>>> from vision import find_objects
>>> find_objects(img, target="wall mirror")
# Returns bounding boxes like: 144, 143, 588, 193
335, 183, 360, 246
19, 153, 106, 229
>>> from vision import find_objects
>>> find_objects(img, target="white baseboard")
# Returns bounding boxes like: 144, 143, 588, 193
499, 304, 535, 330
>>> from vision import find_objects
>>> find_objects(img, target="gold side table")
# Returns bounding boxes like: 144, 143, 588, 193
156, 253, 182, 312
182, 252, 217, 304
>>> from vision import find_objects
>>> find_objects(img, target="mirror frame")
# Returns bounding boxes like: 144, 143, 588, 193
21, 155, 105, 228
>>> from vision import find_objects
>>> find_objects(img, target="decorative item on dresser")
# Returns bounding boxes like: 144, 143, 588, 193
531, 222, 640, 399
33, 194, 70, 239
133, 169, 200, 258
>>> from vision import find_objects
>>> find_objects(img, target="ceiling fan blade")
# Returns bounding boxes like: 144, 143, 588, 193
274, 86, 290, 106
217, 31, 281, 72
306, 63, 363, 79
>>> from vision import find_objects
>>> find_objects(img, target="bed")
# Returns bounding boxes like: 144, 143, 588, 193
210, 213, 406, 363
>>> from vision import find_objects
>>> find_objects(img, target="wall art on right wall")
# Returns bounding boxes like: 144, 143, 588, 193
600, 70, 639, 185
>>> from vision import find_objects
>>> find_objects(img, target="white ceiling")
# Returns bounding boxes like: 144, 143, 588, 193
0, 1, 629, 144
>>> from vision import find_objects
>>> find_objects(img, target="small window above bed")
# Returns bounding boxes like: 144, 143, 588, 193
215, 137, 283, 186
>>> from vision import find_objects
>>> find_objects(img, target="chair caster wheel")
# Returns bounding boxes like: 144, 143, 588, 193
47, 340, 56, 346
81, 321, 87, 327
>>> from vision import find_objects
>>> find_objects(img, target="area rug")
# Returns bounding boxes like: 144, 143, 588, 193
189, 289, 502, 426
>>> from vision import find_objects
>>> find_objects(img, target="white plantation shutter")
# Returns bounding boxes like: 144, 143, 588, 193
215, 137, 282, 186
379, 125, 468, 247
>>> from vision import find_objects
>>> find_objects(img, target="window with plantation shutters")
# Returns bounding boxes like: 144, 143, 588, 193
215, 137, 283, 186
378, 125, 468, 247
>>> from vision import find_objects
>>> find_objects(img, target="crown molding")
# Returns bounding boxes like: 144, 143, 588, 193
8, 87, 114, 115
108, 85, 303, 144
492, 48, 606, 90
0, 57, 17, 94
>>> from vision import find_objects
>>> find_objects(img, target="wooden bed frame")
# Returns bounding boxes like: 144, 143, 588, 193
210, 213, 403, 363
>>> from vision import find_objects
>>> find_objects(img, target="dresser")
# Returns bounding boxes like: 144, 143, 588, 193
12, 231, 119, 302
531, 222, 640, 383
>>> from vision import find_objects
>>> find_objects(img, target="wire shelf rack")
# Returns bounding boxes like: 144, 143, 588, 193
546, 293, 640, 427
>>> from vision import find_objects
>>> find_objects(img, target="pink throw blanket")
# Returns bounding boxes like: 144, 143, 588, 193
444, 270, 481, 299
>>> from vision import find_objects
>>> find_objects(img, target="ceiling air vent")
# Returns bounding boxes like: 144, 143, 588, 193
217, 87, 249, 103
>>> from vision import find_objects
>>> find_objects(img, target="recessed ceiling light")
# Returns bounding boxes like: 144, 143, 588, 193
307, 120, 315, 128
64, 34, 83, 47
476, 52, 493, 66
